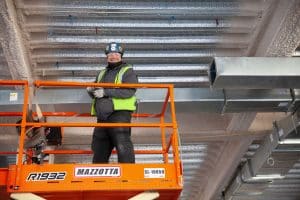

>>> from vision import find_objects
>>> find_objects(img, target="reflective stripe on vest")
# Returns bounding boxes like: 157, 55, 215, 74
90, 65, 137, 115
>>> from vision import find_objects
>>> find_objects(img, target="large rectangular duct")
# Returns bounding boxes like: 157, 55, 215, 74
209, 57, 300, 89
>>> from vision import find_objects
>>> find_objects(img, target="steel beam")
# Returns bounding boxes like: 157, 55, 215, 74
199, 138, 254, 200
252, 0, 300, 56
0, 0, 32, 80
0, 88, 296, 113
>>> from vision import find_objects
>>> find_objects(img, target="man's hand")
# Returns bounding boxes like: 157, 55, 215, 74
86, 87, 95, 98
93, 87, 104, 98
86, 87, 95, 93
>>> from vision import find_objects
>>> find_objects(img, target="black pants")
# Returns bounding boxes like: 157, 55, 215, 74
91, 111, 135, 163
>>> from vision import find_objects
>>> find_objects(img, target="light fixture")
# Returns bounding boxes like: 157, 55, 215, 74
251, 174, 285, 180
278, 139, 300, 145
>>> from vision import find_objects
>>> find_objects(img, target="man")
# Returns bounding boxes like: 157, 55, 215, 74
87, 42, 138, 163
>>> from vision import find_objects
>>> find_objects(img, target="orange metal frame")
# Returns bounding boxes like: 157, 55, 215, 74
0, 80, 182, 200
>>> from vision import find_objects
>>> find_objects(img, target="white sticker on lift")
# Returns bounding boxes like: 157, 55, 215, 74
144, 168, 165, 178
9, 92, 18, 101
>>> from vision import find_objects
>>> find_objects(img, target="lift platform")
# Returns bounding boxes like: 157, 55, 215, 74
0, 80, 183, 200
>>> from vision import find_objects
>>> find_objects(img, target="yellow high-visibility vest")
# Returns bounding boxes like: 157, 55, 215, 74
91, 65, 137, 116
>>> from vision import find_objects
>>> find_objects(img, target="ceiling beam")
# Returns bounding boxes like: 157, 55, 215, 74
0, 88, 295, 113
248, 0, 300, 56
0, 0, 32, 80
198, 138, 254, 200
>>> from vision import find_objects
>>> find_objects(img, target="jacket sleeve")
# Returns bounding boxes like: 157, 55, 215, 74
104, 68, 138, 98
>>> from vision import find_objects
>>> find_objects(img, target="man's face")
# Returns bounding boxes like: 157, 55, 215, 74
107, 52, 122, 63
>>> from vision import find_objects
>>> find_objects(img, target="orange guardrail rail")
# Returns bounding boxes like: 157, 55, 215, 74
0, 80, 183, 200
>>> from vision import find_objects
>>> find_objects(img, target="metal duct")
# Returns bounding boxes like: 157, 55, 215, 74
209, 57, 300, 89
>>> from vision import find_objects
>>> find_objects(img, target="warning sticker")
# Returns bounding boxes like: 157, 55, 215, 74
9, 92, 18, 101
74, 166, 121, 177
144, 168, 165, 178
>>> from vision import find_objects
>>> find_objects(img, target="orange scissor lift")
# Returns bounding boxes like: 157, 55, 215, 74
0, 80, 183, 200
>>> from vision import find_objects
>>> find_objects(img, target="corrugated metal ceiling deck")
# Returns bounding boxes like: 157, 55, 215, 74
0, 0, 300, 200
15, 0, 262, 87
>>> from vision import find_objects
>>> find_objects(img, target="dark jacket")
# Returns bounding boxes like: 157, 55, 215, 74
94, 61, 138, 121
